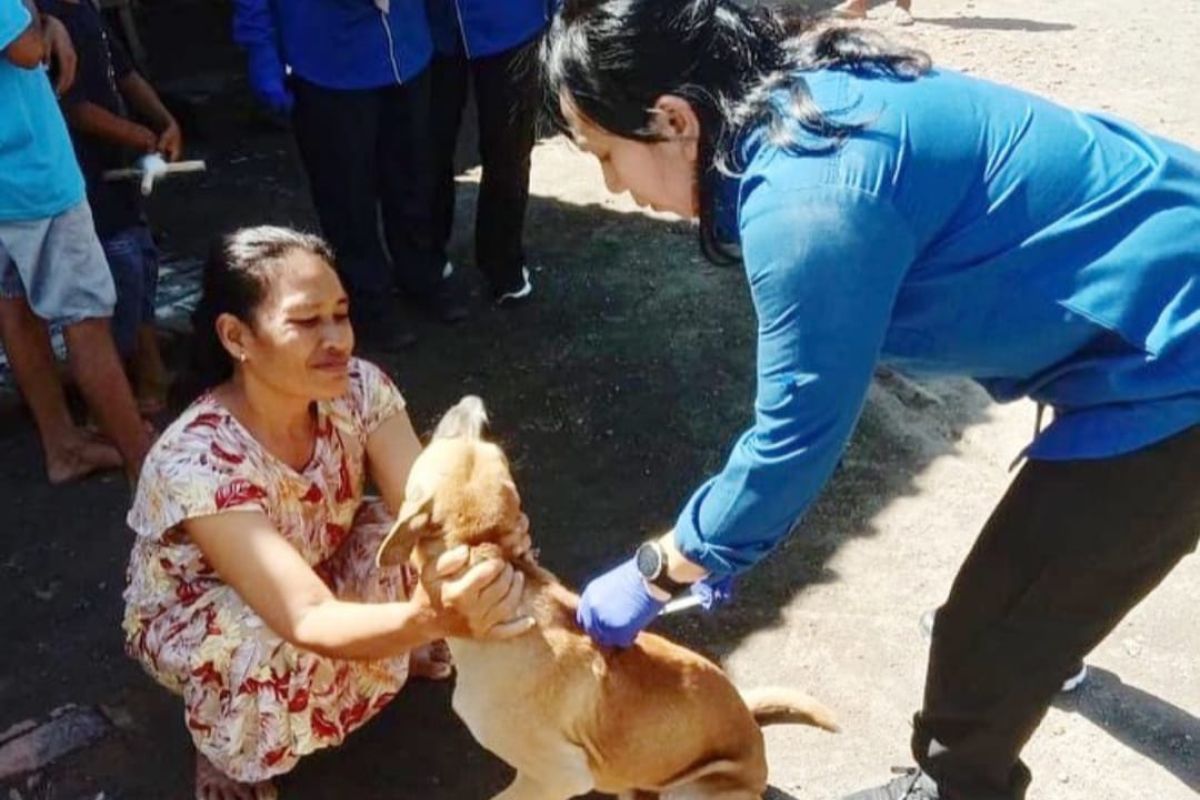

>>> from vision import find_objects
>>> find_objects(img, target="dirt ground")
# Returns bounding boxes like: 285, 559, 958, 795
1, 0, 1196, 798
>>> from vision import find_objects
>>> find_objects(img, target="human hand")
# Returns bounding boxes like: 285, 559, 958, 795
132, 123, 159, 154
157, 118, 183, 161
576, 557, 664, 648
433, 546, 534, 640
40, 14, 76, 95
246, 45, 293, 116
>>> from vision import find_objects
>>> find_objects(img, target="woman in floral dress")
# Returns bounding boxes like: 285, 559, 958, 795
123, 226, 533, 800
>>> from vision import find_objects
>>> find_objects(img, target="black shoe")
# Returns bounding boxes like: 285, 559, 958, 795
1060, 662, 1088, 693
843, 768, 940, 800
428, 262, 471, 324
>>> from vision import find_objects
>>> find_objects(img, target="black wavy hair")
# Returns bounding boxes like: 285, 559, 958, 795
190, 226, 336, 391
540, 0, 931, 262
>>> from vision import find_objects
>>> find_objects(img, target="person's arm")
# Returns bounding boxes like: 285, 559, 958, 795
38, 12, 73, 93
577, 184, 917, 646
232, 0, 292, 114
185, 510, 531, 660
117, 71, 182, 160
62, 99, 158, 153
3, 0, 44, 68
669, 186, 917, 576
365, 407, 423, 515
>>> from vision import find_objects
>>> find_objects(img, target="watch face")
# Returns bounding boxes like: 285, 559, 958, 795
635, 542, 661, 580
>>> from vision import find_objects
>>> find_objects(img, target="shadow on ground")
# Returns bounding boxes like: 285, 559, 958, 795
1053, 667, 1200, 793
0, 1, 996, 797
917, 16, 1074, 33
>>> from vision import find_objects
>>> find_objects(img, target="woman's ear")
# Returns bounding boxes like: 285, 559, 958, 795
652, 94, 701, 159
215, 312, 249, 364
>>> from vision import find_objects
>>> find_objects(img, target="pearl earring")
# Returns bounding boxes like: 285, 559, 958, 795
238, 352, 247, 363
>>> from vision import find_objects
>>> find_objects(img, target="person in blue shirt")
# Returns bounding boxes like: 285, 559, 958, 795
0, 0, 152, 484
426, 0, 551, 304
232, 0, 469, 345
541, 2, 1200, 799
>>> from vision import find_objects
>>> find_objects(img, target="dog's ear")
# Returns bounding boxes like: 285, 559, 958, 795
432, 395, 488, 441
375, 492, 434, 568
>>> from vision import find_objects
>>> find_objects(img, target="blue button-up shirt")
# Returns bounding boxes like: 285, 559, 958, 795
426, 0, 550, 59
676, 67, 1200, 577
233, 0, 432, 91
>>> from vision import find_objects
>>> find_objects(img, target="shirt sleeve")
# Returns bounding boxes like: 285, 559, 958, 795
0, 0, 32, 51
127, 415, 270, 541
673, 183, 916, 576
350, 358, 407, 437
231, 0, 280, 54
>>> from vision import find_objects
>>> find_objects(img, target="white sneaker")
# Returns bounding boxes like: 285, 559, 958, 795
495, 266, 533, 306
1060, 664, 1089, 693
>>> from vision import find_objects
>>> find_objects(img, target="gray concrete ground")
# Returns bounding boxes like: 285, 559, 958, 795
0, 1, 1196, 798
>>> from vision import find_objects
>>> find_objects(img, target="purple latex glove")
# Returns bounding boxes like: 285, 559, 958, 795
576, 557, 665, 648
690, 574, 735, 610
246, 45, 294, 116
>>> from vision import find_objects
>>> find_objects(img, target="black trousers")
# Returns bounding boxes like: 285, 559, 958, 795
290, 71, 443, 315
914, 424, 1200, 799
429, 39, 538, 293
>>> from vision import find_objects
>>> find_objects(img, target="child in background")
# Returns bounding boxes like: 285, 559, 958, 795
39, 0, 180, 414
0, 0, 151, 483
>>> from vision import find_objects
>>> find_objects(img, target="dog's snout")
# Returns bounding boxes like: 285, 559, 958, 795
433, 396, 489, 441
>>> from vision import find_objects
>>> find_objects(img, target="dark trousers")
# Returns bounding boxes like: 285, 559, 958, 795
914, 425, 1200, 799
429, 40, 537, 293
290, 71, 443, 315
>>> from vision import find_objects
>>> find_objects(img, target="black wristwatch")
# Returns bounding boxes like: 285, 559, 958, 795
635, 540, 689, 598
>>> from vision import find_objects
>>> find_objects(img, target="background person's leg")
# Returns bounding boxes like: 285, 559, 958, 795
914, 427, 1200, 799
63, 317, 152, 481
100, 229, 144, 360
377, 70, 456, 314
429, 51, 471, 266
472, 41, 538, 299
0, 208, 141, 482
132, 225, 167, 414
291, 79, 391, 319
0, 296, 122, 483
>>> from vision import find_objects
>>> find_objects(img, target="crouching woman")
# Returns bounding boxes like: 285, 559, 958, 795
122, 226, 533, 799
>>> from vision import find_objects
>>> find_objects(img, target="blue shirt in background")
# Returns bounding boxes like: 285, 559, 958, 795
426, 0, 550, 59
676, 67, 1200, 577
0, 0, 84, 221
233, 0, 432, 91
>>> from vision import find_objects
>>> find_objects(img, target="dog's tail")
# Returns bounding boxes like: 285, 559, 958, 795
740, 687, 839, 733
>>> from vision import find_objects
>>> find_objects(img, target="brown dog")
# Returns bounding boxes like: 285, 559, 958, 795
376, 397, 837, 800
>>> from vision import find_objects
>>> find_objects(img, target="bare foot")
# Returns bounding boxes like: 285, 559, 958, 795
195, 752, 277, 800
410, 639, 454, 680
46, 434, 124, 484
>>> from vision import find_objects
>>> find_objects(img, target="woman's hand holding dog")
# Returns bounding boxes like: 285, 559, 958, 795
422, 546, 535, 641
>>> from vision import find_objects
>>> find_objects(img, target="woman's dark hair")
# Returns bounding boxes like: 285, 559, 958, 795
540, 0, 931, 262
190, 226, 336, 391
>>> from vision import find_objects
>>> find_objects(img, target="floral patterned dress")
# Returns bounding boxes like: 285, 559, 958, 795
123, 358, 415, 782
